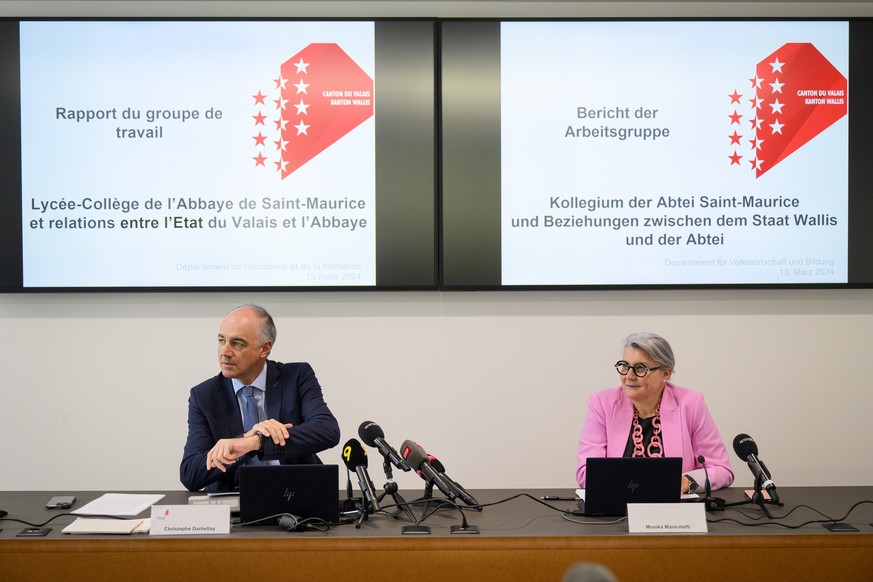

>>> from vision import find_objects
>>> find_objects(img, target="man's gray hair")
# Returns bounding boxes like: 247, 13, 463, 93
622, 332, 675, 371
231, 303, 277, 344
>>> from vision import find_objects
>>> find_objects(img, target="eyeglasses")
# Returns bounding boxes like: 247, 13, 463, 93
615, 361, 663, 377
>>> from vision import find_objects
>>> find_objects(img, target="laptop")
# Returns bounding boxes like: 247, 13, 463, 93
238, 464, 340, 525
579, 457, 682, 516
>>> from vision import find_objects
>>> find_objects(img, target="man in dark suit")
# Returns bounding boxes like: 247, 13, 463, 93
180, 304, 340, 492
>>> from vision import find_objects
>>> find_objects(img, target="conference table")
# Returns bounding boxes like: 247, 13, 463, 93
2, 487, 872, 581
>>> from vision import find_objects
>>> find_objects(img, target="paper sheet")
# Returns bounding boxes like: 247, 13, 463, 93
62, 517, 150, 534
71, 493, 165, 517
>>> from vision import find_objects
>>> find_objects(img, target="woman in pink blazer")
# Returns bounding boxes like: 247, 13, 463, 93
576, 332, 734, 492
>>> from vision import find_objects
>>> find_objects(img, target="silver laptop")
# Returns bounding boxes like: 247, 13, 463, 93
238, 464, 340, 525
580, 457, 682, 516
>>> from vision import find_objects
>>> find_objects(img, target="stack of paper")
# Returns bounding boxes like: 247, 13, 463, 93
72, 493, 166, 517
62, 518, 151, 534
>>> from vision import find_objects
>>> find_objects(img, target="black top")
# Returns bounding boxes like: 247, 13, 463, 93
623, 415, 656, 457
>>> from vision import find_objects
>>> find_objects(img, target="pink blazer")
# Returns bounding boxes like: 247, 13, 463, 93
576, 382, 734, 490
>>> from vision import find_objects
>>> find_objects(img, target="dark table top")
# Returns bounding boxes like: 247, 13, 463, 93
2, 487, 872, 540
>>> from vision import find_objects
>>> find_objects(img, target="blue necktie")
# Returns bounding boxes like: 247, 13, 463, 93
242, 386, 259, 432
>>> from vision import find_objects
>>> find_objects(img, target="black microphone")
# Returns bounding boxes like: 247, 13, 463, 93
358, 421, 411, 471
696, 454, 724, 511
697, 454, 712, 499
341, 438, 381, 512
338, 444, 358, 514
399, 440, 457, 500
428, 454, 480, 508
733, 433, 779, 504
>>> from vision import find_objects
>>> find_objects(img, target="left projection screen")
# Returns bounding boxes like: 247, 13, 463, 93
5, 19, 436, 290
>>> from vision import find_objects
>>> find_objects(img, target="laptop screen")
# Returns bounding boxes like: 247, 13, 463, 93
238, 464, 340, 525
583, 457, 683, 516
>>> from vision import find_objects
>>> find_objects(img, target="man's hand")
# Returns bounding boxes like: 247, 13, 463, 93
244, 419, 294, 446
206, 436, 260, 472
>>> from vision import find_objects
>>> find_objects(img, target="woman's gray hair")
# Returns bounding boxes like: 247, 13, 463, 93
622, 332, 675, 371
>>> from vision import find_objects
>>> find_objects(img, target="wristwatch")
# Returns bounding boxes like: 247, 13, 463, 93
686, 475, 699, 493
254, 430, 266, 453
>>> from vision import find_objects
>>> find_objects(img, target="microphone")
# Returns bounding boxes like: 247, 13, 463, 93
733, 433, 779, 504
696, 454, 724, 511
427, 454, 480, 508
399, 440, 458, 500
341, 438, 381, 512
697, 454, 712, 499
358, 421, 411, 471
339, 450, 357, 514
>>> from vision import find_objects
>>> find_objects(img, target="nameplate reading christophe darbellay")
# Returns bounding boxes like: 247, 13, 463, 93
149, 505, 230, 536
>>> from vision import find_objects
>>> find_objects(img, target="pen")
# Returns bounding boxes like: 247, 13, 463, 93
540, 495, 576, 501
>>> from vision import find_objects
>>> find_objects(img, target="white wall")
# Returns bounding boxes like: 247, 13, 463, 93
2, 1, 873, 493
2, 289, 873, 491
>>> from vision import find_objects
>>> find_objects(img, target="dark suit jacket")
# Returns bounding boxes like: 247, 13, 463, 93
180, 360, 340, 492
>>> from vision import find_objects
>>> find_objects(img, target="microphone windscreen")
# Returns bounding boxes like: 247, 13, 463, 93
341, 438, 368, 469
358, 421, 384, 446
733, 433, 759, 458
399, 439, 428, 471
427, 454, 446, 473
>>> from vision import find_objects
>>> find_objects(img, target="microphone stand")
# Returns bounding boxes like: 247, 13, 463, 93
723, 468, 783, 519
417, 479, 465, 520
697, 455, 725, 512
376, 460, 415, 522
700, 477, 726, 512
340, 468, 370, 528
353, 469, 383, 529
412, 495, 479, 535
341, 472, 357, 511
354, 501, 370, 528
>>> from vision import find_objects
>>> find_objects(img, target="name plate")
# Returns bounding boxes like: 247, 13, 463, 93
627, 503, 708, 534
149, 504, 230, 536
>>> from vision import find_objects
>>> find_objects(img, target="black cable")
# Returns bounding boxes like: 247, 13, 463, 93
377, 491, 584, 533
380, 492, 579, 519
412, 497, 468, 528
720, 502, 834, 522
479, 493, 633, 523
561, 513, 629, 526
417, 498, 460, 526
233, 512, 330, 533
0, 513, 129, 528
470, 492, 580, 513
334, 492, 873, 532
708, 499, 873, 529
377, 496, 473, 528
